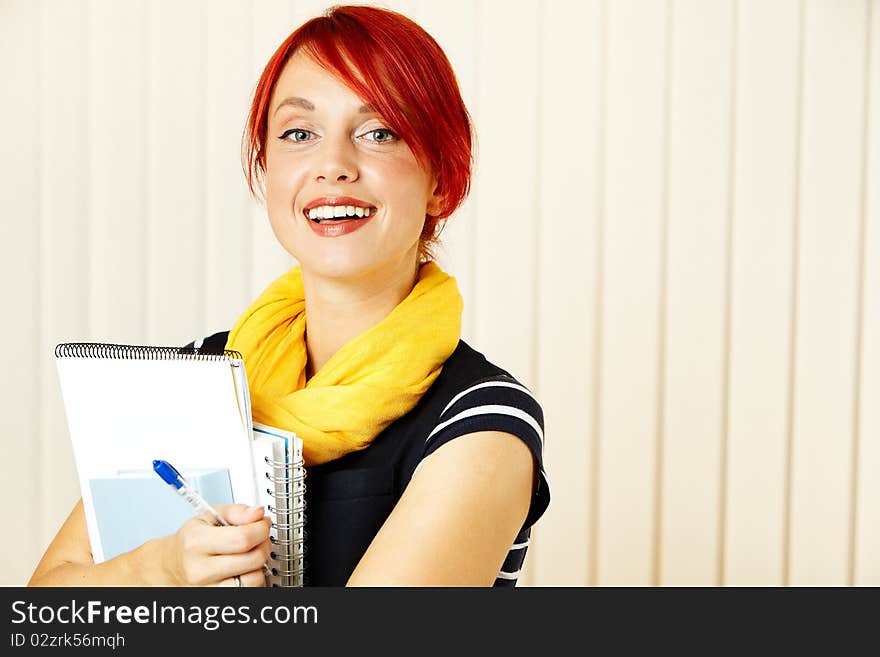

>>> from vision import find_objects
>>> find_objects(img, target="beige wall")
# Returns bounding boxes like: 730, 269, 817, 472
1, 0, 878, 586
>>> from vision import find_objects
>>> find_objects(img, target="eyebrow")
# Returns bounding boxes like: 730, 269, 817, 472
273, 96, 376, 116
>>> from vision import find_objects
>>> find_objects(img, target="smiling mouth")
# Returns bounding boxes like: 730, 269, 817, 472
303, 205, 376, 223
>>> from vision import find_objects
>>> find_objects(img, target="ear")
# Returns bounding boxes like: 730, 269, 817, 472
426, 178, 445, 217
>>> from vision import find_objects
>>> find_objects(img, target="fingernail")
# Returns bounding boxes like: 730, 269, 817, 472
247, 505, 264, 514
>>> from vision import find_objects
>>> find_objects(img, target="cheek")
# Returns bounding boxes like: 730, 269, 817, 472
368, 157, 432, 217
265, 155, 305, 214
264, 158, 308, 256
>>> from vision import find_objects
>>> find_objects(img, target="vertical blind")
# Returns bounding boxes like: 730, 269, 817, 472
1, 0, 877, 586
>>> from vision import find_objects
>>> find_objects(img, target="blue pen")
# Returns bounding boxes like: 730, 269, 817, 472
152, 459, 230, 527
153, 458, 271, 580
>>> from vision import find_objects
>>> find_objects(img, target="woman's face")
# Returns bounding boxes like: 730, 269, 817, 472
264, 50, 441, 280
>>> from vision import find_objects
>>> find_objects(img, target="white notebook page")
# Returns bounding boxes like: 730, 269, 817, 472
56, 352, 258, 563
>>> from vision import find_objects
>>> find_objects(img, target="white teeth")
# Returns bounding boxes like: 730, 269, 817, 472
306, 204, 375, 220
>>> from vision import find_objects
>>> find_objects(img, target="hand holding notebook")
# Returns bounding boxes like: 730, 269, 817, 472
148, 502, 270, 587
54, 342, 305, 587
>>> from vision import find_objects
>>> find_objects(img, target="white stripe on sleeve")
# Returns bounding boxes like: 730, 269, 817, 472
496, 569, 520, 581
426, 404, 545, 445
440, 380, 538, 417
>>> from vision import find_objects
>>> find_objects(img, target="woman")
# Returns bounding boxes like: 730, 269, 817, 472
29, 4, 549, 587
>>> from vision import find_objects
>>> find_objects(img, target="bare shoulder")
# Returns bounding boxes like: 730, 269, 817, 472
418, 429, 535, 489
346, 431, 534, 586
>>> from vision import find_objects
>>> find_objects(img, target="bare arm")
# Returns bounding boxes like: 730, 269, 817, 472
29, 499, 272, 587
346, 431, 535, 586
29, 500, 163, 586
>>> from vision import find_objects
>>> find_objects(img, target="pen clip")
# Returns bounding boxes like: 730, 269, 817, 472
152, 459, 184, 489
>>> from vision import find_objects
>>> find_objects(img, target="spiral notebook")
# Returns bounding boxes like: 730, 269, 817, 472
252, 423, 306, 587
55, 342, 305, 587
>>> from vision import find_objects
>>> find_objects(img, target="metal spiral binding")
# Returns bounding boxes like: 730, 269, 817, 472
55, 342, 242, 362
264, 454, 306, 587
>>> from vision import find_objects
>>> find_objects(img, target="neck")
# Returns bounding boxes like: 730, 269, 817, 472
302, 254, 421, 380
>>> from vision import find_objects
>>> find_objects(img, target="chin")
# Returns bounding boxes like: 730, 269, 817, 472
297, 250, 379, 281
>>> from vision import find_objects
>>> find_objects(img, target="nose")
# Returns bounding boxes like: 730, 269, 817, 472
314, 137, 358, 183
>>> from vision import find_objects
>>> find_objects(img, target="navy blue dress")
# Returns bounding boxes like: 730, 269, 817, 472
184, 331, 550, 586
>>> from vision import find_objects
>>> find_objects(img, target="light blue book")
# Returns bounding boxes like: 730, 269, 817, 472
88, 467, 233, 561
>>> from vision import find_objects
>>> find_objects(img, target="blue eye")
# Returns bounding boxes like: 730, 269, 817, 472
363, 128, 398, 143
279, 128, 313, 142
278, 127, 398, 144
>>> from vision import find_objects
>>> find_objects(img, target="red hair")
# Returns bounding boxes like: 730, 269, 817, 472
242, 4, 474, 261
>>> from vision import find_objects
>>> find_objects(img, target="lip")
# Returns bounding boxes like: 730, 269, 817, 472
302, 196, 377, 213
305, 211, 376, 238
301, 195, 378, 237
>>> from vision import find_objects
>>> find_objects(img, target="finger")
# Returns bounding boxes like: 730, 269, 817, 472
240, 568, 268, 588
213, 568, 267, 588
202, 541, 272, 582
194, 510, 227, 527
195, 518, 271, 555
216, 504, 266, 526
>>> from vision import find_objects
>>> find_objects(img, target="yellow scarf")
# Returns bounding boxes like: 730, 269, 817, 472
226, 262, 463, 466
